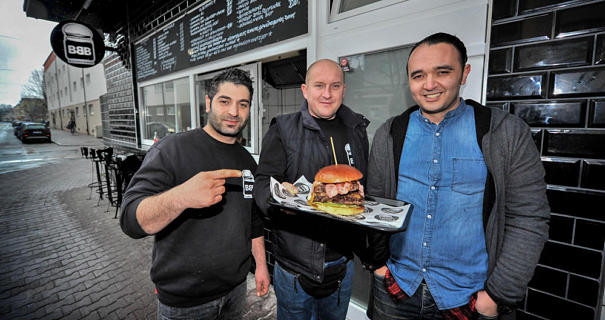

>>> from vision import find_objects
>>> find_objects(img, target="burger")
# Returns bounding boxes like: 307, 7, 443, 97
307, 164, 365, 215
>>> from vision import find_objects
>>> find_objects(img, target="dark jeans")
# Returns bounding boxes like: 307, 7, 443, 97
156, 281, 246, 320
273, 259, 354, 320
371, 273, 498, 320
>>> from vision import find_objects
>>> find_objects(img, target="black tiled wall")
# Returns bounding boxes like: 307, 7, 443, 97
488, 1, 605, 319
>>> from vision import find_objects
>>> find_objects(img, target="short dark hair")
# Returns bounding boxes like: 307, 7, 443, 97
207, 68, 253, 101
407, 32, 468, 73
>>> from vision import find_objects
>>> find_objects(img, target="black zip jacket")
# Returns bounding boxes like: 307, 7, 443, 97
254, 101, 371, 282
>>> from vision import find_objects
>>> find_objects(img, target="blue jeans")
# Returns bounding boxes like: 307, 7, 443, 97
371, 273, 498, 320
371, 272, 443, 320
274, 259, 354, 320
156, 281, 246, 320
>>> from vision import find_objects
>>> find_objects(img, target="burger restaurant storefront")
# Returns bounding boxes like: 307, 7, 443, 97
127, 1, 488, 317
25, 0, 605, 319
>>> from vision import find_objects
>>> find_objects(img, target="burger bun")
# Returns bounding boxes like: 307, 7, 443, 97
310, 202, 364, 216
314, 164, 363, 184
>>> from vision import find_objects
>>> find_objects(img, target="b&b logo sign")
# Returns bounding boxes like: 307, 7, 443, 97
51, 20, 105, 68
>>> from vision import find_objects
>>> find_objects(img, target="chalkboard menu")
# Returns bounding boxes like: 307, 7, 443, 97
135, 0, 307, 82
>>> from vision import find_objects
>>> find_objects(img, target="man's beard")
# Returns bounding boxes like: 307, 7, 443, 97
420, 75, 463, 115
207, 104, 249, 137
420, 93, 460, 115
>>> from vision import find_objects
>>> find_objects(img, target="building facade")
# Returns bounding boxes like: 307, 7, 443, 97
25, 0, 605, 319
43, 52, 107, 136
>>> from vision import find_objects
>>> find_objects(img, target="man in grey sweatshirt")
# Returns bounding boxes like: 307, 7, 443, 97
366, 32, 550, 320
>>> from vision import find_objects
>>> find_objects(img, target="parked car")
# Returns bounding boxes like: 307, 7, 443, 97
20, 123, 51, 143
12, 120, 22, 127
14, 121, 28, 137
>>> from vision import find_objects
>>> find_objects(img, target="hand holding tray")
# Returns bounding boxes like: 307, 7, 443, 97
268, 176, 413, 232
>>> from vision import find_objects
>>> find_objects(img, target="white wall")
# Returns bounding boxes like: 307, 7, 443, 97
44, 54, 107, 110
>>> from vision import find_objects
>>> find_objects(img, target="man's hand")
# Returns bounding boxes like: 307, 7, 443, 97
281, 182, 298, 195
251, 236, 270, 297
475, 290, 498, 317
255, 265, 271, 297
136, 169, 242, 235
374, 265, 388, 277
174, 169, 242, 210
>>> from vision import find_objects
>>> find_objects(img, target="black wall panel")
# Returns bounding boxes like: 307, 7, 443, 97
488, 3, 605, 318
519, 0, 577, 14
551, 68, 605, 97
526, 289, 595, 319
555, 2, 605, 38
491, 14, 552, 46
528, 266, 568, 296
492, 0, 516, 19
581, 160, 605, 190
596, 34, 605, 65
487, 74, 545, 99
514, 37, 593, 71
511, 101, 586, 127
589, 100, 605, 127
543, 130, 605, 158
488, 48, 512, 74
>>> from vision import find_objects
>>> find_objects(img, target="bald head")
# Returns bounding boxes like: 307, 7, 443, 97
301, 59, 346, 119
305, 59, 344, 84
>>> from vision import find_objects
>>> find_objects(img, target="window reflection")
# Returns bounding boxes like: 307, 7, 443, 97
341, 46, 415, 143
141, 77, 191, 140
339, 0, 384, 12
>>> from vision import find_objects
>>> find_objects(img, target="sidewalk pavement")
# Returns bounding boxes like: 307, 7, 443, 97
0, 131, 276, 319
50, 128, 105, 147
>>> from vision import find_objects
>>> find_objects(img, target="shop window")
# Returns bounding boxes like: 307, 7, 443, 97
88, 104, 94, 115
167, 106, 176, 116
337, 0, 384, 12
341, 45, 416, 143
260, 55, 307, 138
141, 77, 191, 141
330, 0, 407, 20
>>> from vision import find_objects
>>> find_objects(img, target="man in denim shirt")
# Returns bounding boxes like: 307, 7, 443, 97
366, 33, 550, 320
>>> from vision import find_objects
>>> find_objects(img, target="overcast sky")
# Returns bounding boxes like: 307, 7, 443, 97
0, 1, 57, 106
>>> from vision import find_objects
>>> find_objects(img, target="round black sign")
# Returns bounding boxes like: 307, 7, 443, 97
50, 20, 105, 68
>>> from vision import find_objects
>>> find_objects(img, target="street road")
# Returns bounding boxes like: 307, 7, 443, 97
0, 122, 82, 174
0, 121, 277, 319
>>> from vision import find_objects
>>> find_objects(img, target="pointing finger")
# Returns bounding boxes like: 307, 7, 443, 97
211, 169, 242, 179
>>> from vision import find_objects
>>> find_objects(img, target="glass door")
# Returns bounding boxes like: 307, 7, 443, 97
340, 45, 416, 310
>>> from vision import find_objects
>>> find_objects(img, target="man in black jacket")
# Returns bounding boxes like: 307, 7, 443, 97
120, 69, 270, 320
254, 59, 370, 320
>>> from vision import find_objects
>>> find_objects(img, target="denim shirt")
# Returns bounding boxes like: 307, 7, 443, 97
387, 99, 488, 309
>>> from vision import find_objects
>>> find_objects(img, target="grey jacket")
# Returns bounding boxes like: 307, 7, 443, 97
367, 100, 550, 316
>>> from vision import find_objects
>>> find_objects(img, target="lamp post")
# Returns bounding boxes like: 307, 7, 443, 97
81, 68, 89, 135
55, 64, 63, 130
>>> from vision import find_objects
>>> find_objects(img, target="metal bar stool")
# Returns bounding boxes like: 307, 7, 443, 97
98, 148, 115, 208
87, 148, 105, 202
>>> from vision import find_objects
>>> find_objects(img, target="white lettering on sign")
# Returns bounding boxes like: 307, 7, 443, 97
67, 45, 92, 56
